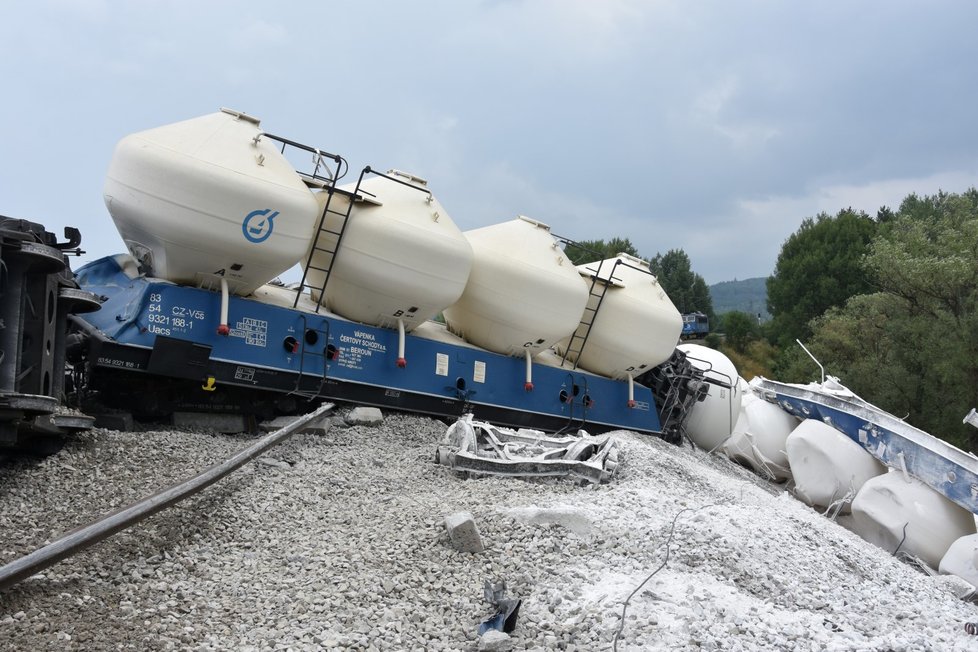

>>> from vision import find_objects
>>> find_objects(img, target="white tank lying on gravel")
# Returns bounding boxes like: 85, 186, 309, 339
556, 253, 682, 380
676, 345, 742, 451
850, 471, 978, 569
442, 216, 588, 356
722, 381, 756, 463
304, 170, 473, 331
939, 534, 978, 588
786, 420, 886, 513
722, 393, 797, 481
103, 108, 321, 296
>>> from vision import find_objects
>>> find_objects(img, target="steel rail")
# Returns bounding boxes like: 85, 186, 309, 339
0, 401, 335, 591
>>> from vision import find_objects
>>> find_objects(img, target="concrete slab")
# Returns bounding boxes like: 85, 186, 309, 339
345, 406, 383, 427
444, 511, 484, 553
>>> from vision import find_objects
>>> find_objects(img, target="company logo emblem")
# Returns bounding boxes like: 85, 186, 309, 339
242, 209, 280, 243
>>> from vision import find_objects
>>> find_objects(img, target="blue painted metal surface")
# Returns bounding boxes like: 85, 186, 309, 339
753, 377, 978, 515
681, 312, 709, 339
75, 256, 661, 434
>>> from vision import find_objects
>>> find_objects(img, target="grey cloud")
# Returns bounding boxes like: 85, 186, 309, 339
2, 1, 977, 286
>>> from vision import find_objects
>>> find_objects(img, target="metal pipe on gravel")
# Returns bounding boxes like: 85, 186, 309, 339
0, 402, 335, 591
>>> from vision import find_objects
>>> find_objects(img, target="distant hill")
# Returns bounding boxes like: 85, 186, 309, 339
710, 277, 770, 320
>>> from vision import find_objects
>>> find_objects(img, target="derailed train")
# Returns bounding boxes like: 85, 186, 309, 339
1, 108, 726, 447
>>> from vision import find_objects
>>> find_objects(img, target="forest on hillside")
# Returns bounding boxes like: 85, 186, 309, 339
558, 192, 978, 453
709, 277, 769, 319
721, 188, 978, 451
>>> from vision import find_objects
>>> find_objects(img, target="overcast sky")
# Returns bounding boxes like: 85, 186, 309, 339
3, 0, 976, 284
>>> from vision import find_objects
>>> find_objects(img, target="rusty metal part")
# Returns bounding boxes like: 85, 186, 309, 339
0, 401, 334, 591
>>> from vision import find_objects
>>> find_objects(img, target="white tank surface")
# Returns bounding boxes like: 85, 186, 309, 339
557, 253, 682, 380
723, 388, 758, 466
676, 344, 742, 451
940, 534, 978, 588
850, 472, 977, 569
786, 420, 885, 513
303, 170, 473, 331
722, 398, 797, 481
441, 216, 588, 356
103, 108, 320, 295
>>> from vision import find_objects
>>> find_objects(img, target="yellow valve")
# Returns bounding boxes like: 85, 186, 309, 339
202, 376, 217, 392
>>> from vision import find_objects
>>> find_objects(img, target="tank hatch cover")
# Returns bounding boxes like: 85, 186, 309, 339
219, 107, 261, 125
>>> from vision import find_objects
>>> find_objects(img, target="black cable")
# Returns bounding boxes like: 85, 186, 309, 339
612, 503, 724, 651
892, 522, 910, 555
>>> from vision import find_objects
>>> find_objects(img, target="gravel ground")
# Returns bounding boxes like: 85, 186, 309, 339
1, 407, 977, 651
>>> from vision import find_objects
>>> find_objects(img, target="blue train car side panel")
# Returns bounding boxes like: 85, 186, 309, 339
75, 257, 662, 434
754, 378, 978, 515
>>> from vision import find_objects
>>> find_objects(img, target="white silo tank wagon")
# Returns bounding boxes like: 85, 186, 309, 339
676, 344, 742, 450
557, 253, 683, 389
442, 216, 589, 392
103, 108, 325, 298
300, 167, 474, 368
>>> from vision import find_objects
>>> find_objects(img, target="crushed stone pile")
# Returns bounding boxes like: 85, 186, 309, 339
1, 410, 976, 651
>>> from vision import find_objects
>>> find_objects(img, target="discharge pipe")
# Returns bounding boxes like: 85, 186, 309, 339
396, 318, 407, 368
217, 278, 230, 336
524, 350, 534, 391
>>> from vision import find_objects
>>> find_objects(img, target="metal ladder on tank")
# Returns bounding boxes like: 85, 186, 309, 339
293, 166, 436, 312
557, 257, 615, 370
291, 166, 414, 312
554, 251, 664, 371
254, 130, 352, 314
292, 182, 361, 313
255, 132, 350, 396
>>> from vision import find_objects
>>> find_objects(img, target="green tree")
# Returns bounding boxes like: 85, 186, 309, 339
720, 310, 758, 353
766, 208, 878, 348
651, 249, 715, 321
798, 189, 978, 451
563, 237, 640, 265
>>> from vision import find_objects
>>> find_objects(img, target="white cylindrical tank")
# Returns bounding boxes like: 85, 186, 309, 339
103, 108, 321, 295
303, 170, 473, 331
723, 386, 759, 467
786, 420, 886, 513
677, 344, 742, 451
722, 398, 796, 481
556, 254, 682, 380
850, 472, 977, 569
441, 216, 588, 356
939, 534, 978, 588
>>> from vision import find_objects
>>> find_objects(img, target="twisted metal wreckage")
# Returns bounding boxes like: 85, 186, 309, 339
436, 414, 622, 484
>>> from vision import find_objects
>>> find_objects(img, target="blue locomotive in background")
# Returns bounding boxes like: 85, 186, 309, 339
681, 312, 710, 339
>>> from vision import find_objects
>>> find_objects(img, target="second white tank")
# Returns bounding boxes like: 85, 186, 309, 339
677, 344, 742, 450
442, 216, 588, 356
557, 254, 682, 380
303, 170, 473, 331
